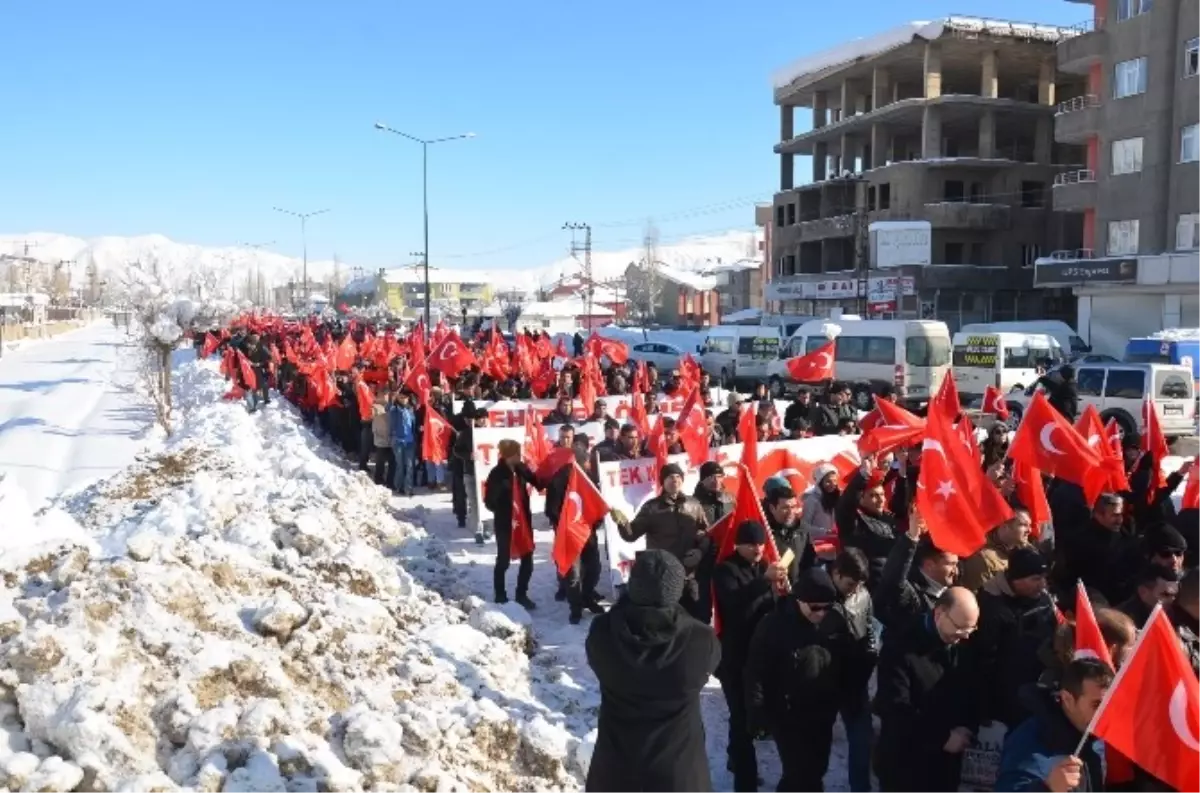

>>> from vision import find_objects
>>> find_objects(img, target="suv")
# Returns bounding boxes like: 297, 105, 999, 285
1005, 362, 1197, 439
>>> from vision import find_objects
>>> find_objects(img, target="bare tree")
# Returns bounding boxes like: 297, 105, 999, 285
118, 256, 233, 435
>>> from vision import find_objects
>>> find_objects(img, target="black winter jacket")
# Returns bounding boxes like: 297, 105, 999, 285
973, 575, 1059, 729
875, 532, 943, 629
585, 599, 720, 792
745, 599, 840, 734
483, 462, 538, 538
712, 554, 777, 679
836, 471, 897, 591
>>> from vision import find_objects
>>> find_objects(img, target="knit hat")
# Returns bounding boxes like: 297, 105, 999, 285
1005, 546, 1047, 581
659, 463, 685, 484
1146, 523, 1188, 554
735, 520, 767, 546
795, 567, 838, 604
699, 461, 724, 480
627, 550, 685, 607
812, 463, 838, 486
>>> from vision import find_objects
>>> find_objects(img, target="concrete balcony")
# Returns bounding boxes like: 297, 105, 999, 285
1052, 169, 1097, 212
1055, 95, 1101, 144
1058, 17, 1107, 74
921, 202, 1012, 230
774, 215, 856, 244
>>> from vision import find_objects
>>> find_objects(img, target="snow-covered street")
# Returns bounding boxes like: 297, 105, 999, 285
0, 322, 154, 511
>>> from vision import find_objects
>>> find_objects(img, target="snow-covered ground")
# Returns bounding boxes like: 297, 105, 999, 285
0, 322, 158, 511
0, 342, 1186, 791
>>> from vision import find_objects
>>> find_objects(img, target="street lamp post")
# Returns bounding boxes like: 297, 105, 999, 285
240, 240, 275, 306
272, 207, 329, 306
374, 122, 475, 329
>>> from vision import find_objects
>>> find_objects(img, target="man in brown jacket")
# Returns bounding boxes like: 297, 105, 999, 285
958, 509, 1033, 592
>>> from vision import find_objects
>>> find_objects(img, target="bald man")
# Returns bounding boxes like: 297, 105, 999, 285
874, 587, 980, 792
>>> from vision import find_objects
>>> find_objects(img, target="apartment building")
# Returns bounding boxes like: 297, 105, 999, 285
768, 17, 1082, 331
1039, 0, 1198, 356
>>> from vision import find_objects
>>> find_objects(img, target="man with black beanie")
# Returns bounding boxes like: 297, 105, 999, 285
614, 462, 711, 621
746, 567, 845, 791
585, 550, 720, 792
712, 520, 788, 791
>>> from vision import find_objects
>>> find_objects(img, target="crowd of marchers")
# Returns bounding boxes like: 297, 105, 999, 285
198, 315, 1199, 793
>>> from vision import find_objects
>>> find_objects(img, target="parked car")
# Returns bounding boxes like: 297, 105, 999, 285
629, 341, 686, 372
1004, 362, 1196, 439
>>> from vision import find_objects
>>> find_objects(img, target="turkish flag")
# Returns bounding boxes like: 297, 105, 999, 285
427, 330, 477, 378
422, 406, 454, 465
832, 449, 862, 488
858, 399, 925, 457
236, 350, 258, 391
645, 419, 669, 492
982, 385, 1010, 420
1011, 459, 1051, 533
509, 475, 535, 560
552, 463, 610, 575
629, 390, 651, 439
676, 386, 710, 468
859, 407, 882, 433
1141, 399, 1171, 499
534, 446, 576, 484
353, 379, 373, 422
1076, 405, 1130, 492
1088, 606, 1200, 793
785, 341, 835, 382
711, 463, 780, 636
755, 447, 814, 501
522, 408, 552, 472
201, 332, 220, 359
403, 355, 433, 406
1008, 391, 1107, 504
1182, 458, 1200, 510
916, 396, 1012, 558
334, 335, 358, 371
932, 372, 962, 425
738, 404, 760, 486
1073, 580, 1115, 670
585, 333, 629, 365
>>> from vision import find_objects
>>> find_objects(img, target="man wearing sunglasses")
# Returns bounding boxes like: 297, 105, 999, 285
744, 567, 849, 792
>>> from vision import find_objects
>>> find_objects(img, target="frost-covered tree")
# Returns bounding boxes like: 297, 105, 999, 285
118, 257, 235, 435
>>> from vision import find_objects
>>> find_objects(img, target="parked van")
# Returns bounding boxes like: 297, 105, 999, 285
767, 319, 952, 410
700, 325, 783, 388
1006, 362, 1196, 438
951, 331, 1067, 401
959, 321, 1090, 361
1124, 330, 1200, 384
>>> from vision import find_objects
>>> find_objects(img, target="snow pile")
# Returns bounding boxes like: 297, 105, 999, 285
0, 359, 589, 792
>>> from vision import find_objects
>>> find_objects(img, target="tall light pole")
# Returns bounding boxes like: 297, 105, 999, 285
272, 207, 329, 304
374, 121, 475, 329
241, 240, 274, 306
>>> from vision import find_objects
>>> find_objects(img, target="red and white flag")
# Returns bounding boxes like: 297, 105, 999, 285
784, 340, 835, 382
552, 463, 610, 575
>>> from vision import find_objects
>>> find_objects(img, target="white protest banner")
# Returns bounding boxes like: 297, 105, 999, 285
455, 389, 727, 428
595, 452, 693, 589
595, 434, 858, 589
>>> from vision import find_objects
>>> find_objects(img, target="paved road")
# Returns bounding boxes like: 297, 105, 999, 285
0, 323, 151, 509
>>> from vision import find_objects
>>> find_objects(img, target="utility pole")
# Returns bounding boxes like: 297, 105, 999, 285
852, 205, 870, 314
642, 221, 661, 324
563, 222, 592, 328
11, 241, 39, 295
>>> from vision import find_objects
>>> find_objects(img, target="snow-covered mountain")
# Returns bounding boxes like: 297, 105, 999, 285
0, 228, 764, 298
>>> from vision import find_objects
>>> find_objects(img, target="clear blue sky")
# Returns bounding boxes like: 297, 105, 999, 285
1, 0, 1080, 271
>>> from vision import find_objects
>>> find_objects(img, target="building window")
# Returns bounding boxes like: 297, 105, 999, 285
1182, 124, 1199, 162
1186, 37, 1199, 78
1113, 58, 1148, 98
878, 183, 891, 209
1020, 243, 1041, 266
943, 180, 965, 202
1115, 0, 1152, 21
945, 242, 965, 263
1020, 181, 1045, 208
1111, 137, 1144, 174
1107, 220, 1140, 255
1177, 213, 1200, 250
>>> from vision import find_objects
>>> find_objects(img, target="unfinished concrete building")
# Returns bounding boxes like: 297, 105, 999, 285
767, 17, 1084, 330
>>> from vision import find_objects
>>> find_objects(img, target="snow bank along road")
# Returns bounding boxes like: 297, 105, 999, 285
0, 358, 595, 792
0, 322, 153, 511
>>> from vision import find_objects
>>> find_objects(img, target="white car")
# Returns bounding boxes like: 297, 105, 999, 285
629, 341, 685, 372
1004, 362, 1196, 439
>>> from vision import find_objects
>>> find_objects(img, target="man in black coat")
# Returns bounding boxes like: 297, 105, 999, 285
836, 462, 898, 591
972, 546, 1059, 731
712, 520, 788, 792
585, 550, 720, 792
1054, 492, 1143, 605
875, 518, 959, 630
482, 439, 542, 609
762, 484, 818, 585
745, 568, 845, 791
875, 587, 980, 792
